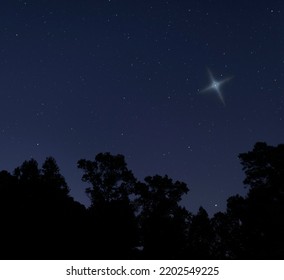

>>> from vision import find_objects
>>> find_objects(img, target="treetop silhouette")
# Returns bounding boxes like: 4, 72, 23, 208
0, 142, 284, 259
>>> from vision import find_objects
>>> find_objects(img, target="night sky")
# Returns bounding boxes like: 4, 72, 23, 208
1, 0, 283, 215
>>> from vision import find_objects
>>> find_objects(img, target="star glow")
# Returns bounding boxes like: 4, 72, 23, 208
201, 69, 232, 106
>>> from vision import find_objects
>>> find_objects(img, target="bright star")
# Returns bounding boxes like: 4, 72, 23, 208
201, 68, 233, 106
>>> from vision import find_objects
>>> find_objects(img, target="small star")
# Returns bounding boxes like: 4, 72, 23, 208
200, 68, 233, 106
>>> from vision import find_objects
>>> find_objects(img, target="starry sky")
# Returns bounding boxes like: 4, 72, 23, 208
1, 0, 283, 215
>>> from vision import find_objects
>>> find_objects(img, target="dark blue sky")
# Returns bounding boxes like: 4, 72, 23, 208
1, 0, 283, 215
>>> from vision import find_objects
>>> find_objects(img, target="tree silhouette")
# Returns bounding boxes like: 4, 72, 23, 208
219, 142, 284, 259
135, 175, 189, 259
0, 170, 19, 258
78, 153, 136, 205
239, 142, 284, 192
78, 153, 139, 258
41, 157, 70, 196
239, 142, 284, 258
1, 142, 284, 259
211, 195, 247, 259
184, 207, 214, 259
0, 158, 86, 259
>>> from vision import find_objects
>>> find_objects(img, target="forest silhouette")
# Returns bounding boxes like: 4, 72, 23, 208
0, 142, 284, 259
